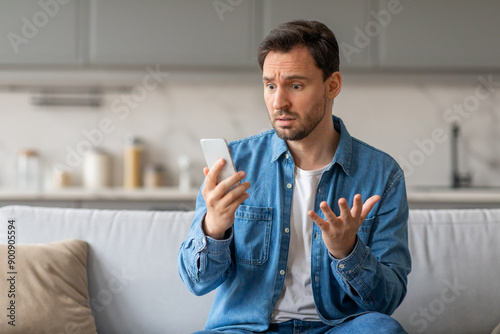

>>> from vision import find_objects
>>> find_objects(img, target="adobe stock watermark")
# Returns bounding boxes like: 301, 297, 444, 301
212, 0, 243, 22
7, 0, 71, 54
398, 74, 500, 177
89, 267, 135, 313
51, 65, 166, 177
408, 277, 466, 333
340, 0, 410, 64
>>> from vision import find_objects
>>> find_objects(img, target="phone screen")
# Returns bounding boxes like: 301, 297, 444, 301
200, 138, 239, 186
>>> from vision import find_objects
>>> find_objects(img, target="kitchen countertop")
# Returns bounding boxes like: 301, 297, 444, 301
0, 187, 199, 201
407, 186, 500, 203
2, 186, 500, 205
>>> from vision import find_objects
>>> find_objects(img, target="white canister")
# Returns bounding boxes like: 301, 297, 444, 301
83, 148, 111, 189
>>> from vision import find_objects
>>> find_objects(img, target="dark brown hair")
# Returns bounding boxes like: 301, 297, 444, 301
257, 20, 340, 81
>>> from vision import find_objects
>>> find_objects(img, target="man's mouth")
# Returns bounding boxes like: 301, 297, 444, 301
276, 116, 294, 121
275, 115, 296, 127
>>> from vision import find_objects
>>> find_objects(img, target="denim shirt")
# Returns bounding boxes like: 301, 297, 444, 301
178, 116, 411, 332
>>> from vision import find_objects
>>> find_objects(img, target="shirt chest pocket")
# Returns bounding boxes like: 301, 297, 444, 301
233, 205, 273, 265
357, 216, 375, 245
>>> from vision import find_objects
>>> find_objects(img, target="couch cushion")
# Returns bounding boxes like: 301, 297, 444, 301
393, 209, 500, 334
0, 238, 97, 334
0, 205, 214, 334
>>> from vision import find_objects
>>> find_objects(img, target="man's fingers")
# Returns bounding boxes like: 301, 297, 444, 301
309, 195, 379, 230
360, 195, 381, 221
351, 194, 362, 218
227, 191, 250, 213
218, 170, 246, 193
218, 180, 251, 207
309, 201, 338, 226
205, 158, 226, 189
208, 170, 247, 202
308, 210, 328, 231
320, 201, 338, 222
337, 198, 351, 221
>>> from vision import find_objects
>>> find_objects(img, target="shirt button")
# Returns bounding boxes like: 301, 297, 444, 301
285, 153, 289, 159
286, 183, 292, 189
284, 228, 290, 233
339, 264, 345, 269
280, 270, 285, 276
318, 188, 321, 194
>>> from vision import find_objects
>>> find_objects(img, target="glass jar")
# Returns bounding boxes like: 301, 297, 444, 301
17, 149, 40, 190
52, 168, 71, 188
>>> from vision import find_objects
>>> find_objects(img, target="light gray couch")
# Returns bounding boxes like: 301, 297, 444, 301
0, 205, 499, 334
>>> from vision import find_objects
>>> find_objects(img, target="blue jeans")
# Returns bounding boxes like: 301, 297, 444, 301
193, 312, 408, 334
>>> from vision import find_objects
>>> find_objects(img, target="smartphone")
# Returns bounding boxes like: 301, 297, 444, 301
200, 138, 240, 188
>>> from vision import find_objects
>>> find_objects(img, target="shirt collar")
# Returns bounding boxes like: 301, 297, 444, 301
270, 115, 352, 175
271, 132, 288, 162
331, 115, 352, 175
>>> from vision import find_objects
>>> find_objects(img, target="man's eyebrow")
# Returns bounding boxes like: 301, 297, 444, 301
262, 75, 309, 81
283, 75, 309, 81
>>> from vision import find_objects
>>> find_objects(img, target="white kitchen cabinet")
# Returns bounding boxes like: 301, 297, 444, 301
262, 0, 375, 70
378, 0, 500, 70
88, 0, 261, 67
0, 0, 83, 65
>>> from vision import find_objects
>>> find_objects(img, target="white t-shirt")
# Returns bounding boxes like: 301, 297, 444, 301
272, 165, 329, 323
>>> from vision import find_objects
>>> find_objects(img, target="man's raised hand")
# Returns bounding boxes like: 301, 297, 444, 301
308, 194, 380, 259
202, 159, 251, 240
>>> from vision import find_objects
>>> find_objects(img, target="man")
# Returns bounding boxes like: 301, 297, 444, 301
178, 20, 410, 334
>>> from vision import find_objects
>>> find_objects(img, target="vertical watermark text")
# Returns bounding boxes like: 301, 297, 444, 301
5, 219, 17, 327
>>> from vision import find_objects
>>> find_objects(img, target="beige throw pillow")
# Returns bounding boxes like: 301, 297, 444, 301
0, 239, 97, 334
492, 321, 500, 334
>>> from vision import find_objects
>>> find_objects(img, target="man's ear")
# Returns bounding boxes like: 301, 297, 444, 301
327, 72, 342, 99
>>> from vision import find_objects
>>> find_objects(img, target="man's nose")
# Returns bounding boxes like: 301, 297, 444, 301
273, 87, 291, 111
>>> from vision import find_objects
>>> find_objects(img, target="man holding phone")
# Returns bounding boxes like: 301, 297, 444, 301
178, 20, 410, 334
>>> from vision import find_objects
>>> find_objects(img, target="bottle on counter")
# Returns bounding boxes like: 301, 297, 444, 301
123, 136, 143, 189
17, 149, 40, 190
178, 155, 191, 192
144, 163, 165, 188
52, 168, 72, 188
83, 148, 111, 189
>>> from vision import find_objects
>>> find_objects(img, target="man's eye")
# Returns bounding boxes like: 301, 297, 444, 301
267, 84, 276, 90
292, 84, 302, 90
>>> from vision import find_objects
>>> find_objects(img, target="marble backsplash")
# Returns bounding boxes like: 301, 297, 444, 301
1, 71, 499, 190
